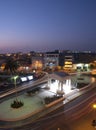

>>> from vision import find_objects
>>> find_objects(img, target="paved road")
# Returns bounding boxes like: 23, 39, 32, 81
0, 75, 48, 99
12, 83, 96, 130
0, 73, 95, 130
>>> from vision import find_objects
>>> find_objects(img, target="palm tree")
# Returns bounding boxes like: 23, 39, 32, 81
4, 58, 23, 108
4, 58, 19, 74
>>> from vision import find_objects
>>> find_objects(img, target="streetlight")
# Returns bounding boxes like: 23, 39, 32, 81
93, 104, 96, 109
92, 104, 96, 127
93, 103, 96, 117
13, 75, 19, 101
11, 75, 24, 108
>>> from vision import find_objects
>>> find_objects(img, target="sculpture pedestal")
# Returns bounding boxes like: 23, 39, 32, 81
45, 85, 50, 90
56, 90, 64, 95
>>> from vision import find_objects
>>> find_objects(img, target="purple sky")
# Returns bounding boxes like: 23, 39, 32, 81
0, 0, 96, 53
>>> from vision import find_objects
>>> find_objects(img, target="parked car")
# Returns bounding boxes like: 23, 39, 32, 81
92, 120, 96, 127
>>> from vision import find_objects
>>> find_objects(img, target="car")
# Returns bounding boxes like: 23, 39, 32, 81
92, 120, 96, 126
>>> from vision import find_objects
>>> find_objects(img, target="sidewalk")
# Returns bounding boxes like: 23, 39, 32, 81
0, 90, 55, 121
0, 75, 95, 128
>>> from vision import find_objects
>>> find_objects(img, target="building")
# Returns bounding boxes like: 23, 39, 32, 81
64, 55, 73, 71
31, 52, 44, 71
44, 51, 59, 70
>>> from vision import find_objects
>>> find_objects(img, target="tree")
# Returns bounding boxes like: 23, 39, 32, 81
4, 58, 24, 108
4, 58, 19, 74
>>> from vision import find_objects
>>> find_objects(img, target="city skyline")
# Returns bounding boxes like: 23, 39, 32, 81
0, 0, 96, 53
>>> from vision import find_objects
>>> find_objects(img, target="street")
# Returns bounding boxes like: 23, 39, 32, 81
13, 83, 96, 130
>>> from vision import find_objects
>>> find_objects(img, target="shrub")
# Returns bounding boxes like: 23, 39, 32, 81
11, 100, 24, 108
44, 95, 63, 104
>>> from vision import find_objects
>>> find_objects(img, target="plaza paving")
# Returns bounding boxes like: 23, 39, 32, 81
0, 89, 55, 121
0, 79, 76, 121
0, 74, 93, 123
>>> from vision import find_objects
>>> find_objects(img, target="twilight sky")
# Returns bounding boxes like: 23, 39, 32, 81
0, 0, 96, 53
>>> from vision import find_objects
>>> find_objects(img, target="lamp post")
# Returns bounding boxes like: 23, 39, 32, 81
11, 75, 24, 108
92, 104, 96, 127
93, 104, 96, 118
93, 104, 96, 109
14, 75, 19, 101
